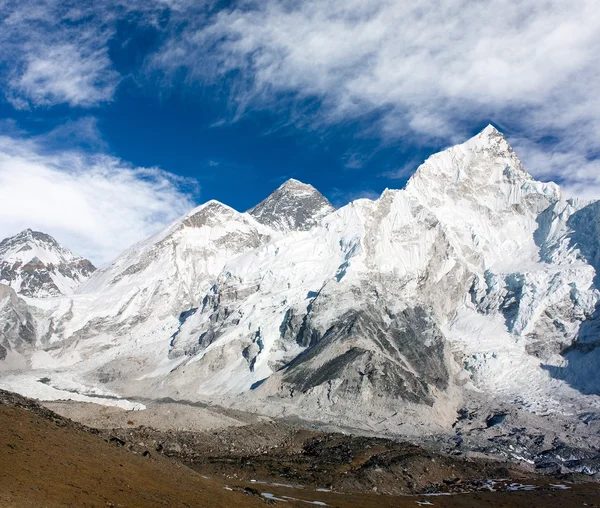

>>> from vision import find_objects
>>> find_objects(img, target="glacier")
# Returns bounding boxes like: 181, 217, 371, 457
1, 125, 599, 455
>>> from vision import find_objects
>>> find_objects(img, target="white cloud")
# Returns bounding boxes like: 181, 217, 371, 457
0, 0, 214, 108
11, 44, 118, 108
2, 0, 599, 198
1, 2, 121, 108
0, 133, 197, 265
153, 0, 600, 198
511, 137, 600, 200
39, 117, 108, 151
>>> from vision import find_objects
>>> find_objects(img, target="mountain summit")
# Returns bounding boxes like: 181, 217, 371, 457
248, 178, 335, 232
0, 229, 95, 297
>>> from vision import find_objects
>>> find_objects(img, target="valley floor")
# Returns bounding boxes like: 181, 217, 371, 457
1, 391, 599, 507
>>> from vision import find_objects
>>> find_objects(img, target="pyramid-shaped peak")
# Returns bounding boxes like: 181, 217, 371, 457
12, 228, 38, 240
416, 125, 524, 177
403, 125, 559, 204
278, 178, 318, 192
480, 124, 502, 137
249, 179, 335, 232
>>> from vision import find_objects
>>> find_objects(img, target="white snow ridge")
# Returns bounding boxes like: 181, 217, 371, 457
1, 125, 600, 467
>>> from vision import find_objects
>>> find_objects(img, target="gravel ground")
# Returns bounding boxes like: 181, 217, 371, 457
43, 398, 266, 432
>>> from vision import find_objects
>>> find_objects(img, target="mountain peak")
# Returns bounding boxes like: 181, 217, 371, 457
181, 200, 240, 229
406, 124, 535, 192
468, 124, 513, 152
480, 123, 501, 137
277, 178, 316, 193
10, 228, 62, 249
248, 179, 335, 232
184, 199, 236, 219
0, 229, 95, 297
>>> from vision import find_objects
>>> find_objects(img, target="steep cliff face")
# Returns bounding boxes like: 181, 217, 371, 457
1, 126, 600, 438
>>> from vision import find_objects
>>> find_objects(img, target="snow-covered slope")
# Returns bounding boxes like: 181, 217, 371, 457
0, 229, 95, 297
1, 126, 600, 443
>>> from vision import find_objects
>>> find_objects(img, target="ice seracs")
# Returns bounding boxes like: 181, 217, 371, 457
0, 229, 95, 297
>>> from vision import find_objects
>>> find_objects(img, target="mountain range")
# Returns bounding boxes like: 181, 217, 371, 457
1, 125, 599, 457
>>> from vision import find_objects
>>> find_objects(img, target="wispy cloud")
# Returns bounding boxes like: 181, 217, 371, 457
1, 1, 119, 108
0, 1, 215, 109
38, 117, 108, 151
343, 152, 369, 170
151, 0, 600, 197
0, 129, 197, 265
381, 157, 424, 181
10, 44, 119, 108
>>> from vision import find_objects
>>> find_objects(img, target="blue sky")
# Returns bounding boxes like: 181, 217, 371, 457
0, 0, 598, 264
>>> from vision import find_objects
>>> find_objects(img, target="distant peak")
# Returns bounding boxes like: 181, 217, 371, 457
8, 229, 59, 247
0, 229, 84, 261
282, 177, 303, 185
278, 178, 317, 193
15, 228, 35, 238
248, 179, 335, 232
0, 228, 96, 297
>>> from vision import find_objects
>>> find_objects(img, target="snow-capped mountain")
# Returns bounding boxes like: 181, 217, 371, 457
1, 126, 600, 444
0, 229, 95, 297
248, 178, 335, 231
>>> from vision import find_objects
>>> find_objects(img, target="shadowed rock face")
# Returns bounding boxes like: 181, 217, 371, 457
248, 178, 335, 232
0, 229, 95, 297
281, 306, 449, 406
